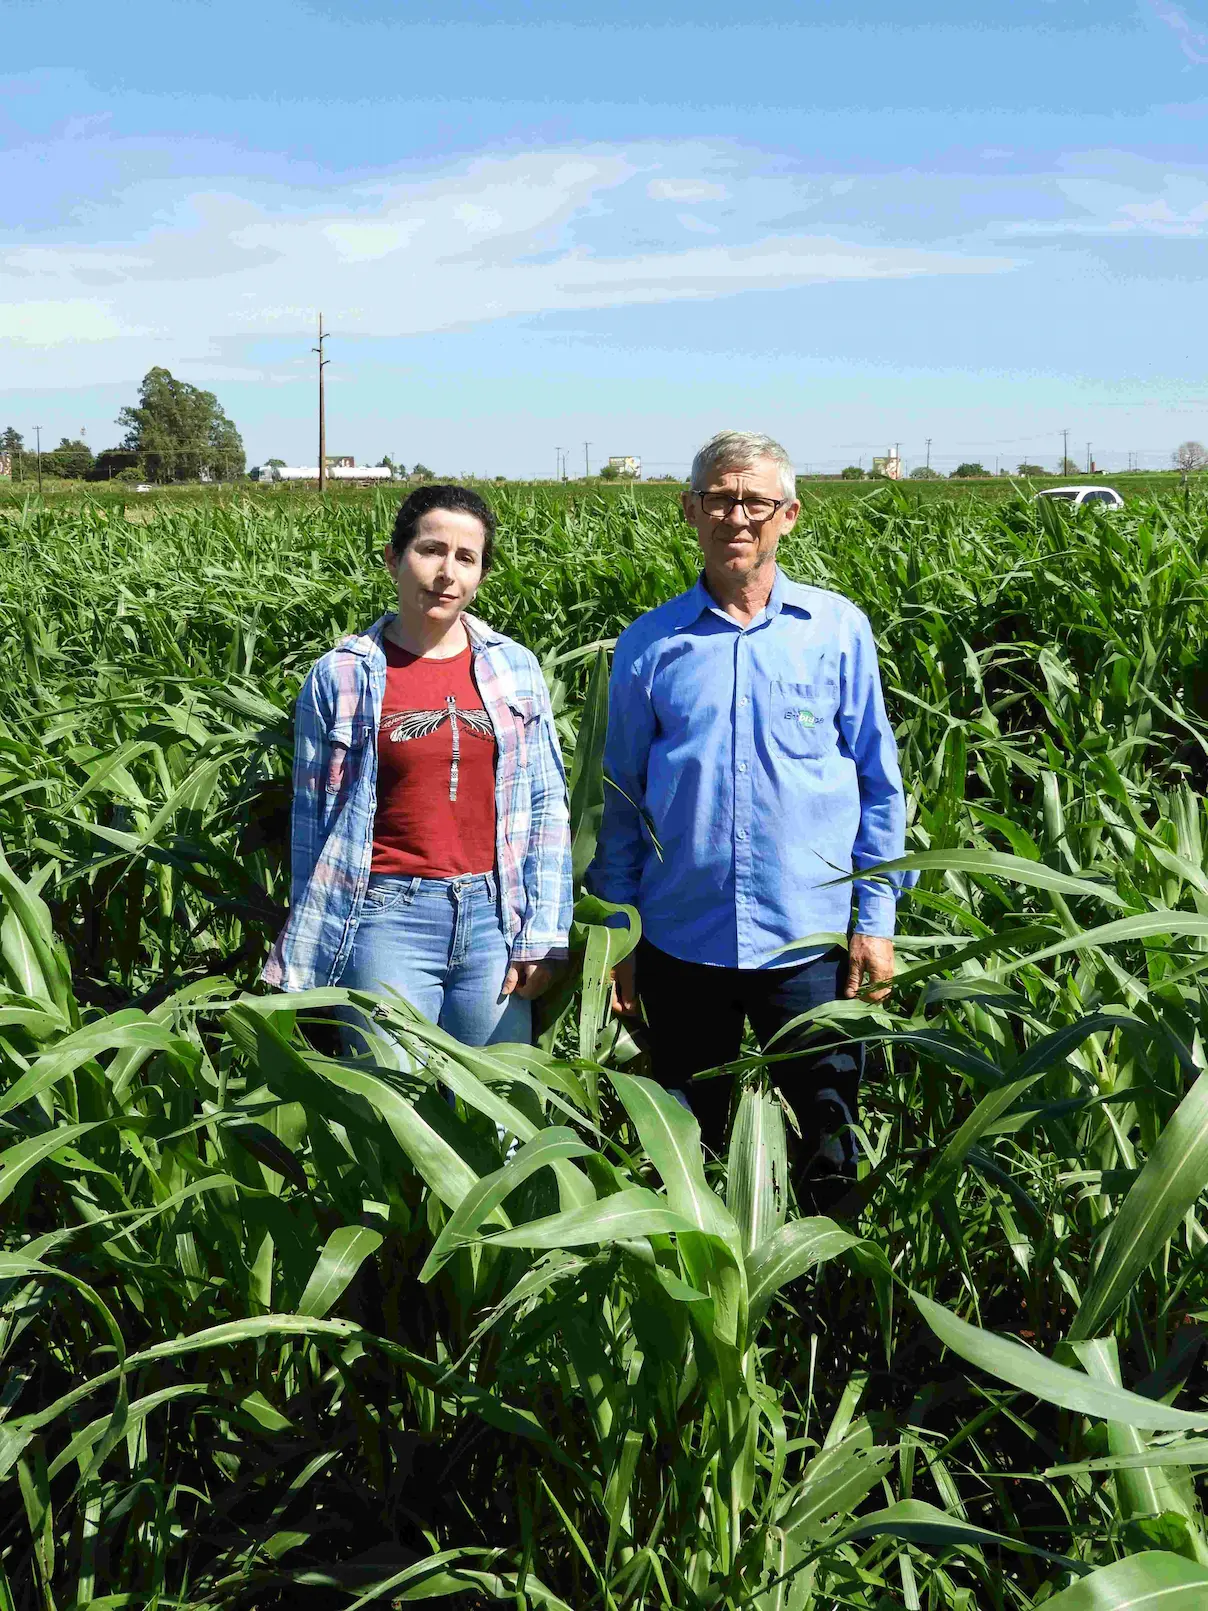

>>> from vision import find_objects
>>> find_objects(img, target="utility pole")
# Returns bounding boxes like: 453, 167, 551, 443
314, 314, 329, 492
1086, 442, 1092, 474
34, 425, 42, 496
1061, 427, 1069, 475
925, 437, 932, 470
583, 442, 591, 479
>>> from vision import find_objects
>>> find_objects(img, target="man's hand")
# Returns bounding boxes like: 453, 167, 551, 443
610, 955, 639, 1017
843, 934, 895, 1003
503, 961, 558, 1001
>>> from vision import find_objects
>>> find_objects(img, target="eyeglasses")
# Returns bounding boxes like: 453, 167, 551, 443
694, 491, 787, 523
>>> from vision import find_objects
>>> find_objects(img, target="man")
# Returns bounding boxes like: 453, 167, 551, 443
587, 430, 911, 1192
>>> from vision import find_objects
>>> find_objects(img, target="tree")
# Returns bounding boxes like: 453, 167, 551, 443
1059, 457, 1079, 476
89, 449, 141, 481
1173, 441, 1208, 482
117, 367, 245, 483
265, 458, 286, 469
950, 463, 987, 478
1017, 463, 1046, 477
43, 438, 94, 479
909, 465, 941, 480
597, 464, 621, 481
1, 427, 23, 454
840, 466, 864, 480
410, 463, 434, 482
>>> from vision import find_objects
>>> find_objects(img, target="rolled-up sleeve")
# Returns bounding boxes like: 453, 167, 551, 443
288, 664, 334, 910
587, 632, 657, 908
839, 609, 912, 937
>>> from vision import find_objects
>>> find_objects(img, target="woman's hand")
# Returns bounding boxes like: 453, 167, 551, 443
504, 961, 558, 1000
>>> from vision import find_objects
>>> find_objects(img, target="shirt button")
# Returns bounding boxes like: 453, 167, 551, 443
739, 697, 749, 708
736, 829, 747, 840
738, 762, 748, 773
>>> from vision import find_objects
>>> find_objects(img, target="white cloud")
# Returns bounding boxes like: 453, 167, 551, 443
647, 177, 729, 202
1147, 0, 1208, 64
2, 299, 129, 344
1003, 164, 1208, 236
677, 212, 720, 234
0, 144, 1017, 389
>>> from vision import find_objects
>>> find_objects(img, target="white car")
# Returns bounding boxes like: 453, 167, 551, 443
1033, 485, 1124, 511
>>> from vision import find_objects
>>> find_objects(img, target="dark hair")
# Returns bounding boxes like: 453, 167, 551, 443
390, 483, 496, 573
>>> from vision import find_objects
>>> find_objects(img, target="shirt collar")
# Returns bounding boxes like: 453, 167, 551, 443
340, 609, 505, 659
683, 566, 813, 626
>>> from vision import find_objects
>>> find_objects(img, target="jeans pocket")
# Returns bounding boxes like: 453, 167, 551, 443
360, 877, 413, 915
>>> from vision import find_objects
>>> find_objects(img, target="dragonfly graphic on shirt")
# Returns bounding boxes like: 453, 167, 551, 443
380, 695, 494, 801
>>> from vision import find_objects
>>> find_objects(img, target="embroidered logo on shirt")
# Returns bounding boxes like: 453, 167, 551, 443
785, 708, 820, 727
380, 696, 493, 801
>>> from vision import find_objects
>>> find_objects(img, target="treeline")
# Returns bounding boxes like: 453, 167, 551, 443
2, 367, 245, 485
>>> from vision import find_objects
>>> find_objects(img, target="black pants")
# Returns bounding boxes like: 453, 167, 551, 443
635, 938, 864, 1184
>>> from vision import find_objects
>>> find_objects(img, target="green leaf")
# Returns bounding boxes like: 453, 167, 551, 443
921, 1013, 1138, 1205
296, 1226, 384, 1318
914, 1293, 1208, 1430
727, 1086, 789, 1257
1070, 1067, 1208, 1341
747, 1218, 865, 1327
780, 1422, 894, 1540
609, 1069, 739, 1251
419, 1127, 593, 1281
0, 843, 74, 1021
0, 1122, 105, 1206
480, 1186, 699, 1250
1072, 1338, 1207, 1545
1039, 1551, 1208, 1610
829, 848, 1129, 908
834, 1498, 1079, 1568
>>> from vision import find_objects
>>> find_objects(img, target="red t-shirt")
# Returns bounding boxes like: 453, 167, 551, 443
371, 639, 498, 878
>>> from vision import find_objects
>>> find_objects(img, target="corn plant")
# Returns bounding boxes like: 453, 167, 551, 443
4, 483, 1208, 1608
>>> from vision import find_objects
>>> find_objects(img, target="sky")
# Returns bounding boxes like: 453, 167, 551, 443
3, 0, 1208, 477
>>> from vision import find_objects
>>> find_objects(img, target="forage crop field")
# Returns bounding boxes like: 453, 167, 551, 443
4, 483, 1208, 1610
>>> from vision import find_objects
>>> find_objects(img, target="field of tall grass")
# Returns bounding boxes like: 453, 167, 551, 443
3, 481, 1208, 1609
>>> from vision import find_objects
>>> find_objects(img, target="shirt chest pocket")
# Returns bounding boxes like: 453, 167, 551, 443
770, 679, 839, 760
497, 695, 540, 776
324, 718, 372, 795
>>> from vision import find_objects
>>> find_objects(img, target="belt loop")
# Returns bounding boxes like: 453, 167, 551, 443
403, 876, 421, 905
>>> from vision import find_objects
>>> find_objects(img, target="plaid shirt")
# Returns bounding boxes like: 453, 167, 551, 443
262, 612, 573, 992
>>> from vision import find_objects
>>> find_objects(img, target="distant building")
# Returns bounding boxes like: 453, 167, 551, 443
608, 455, 641, 478
255, 463, 393, 484
871, 450, 902, 481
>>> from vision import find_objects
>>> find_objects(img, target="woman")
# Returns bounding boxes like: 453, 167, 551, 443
262, 483, 572, 1048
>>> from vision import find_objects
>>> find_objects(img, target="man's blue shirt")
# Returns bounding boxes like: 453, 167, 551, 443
587, 568, 911, 969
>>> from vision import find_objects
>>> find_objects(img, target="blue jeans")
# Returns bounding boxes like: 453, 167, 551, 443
337, 872, 531, 1054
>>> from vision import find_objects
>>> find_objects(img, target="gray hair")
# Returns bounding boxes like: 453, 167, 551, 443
689, 430, 796, 501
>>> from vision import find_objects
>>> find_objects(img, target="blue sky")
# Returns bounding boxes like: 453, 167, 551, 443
3, 0, 1207, 475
